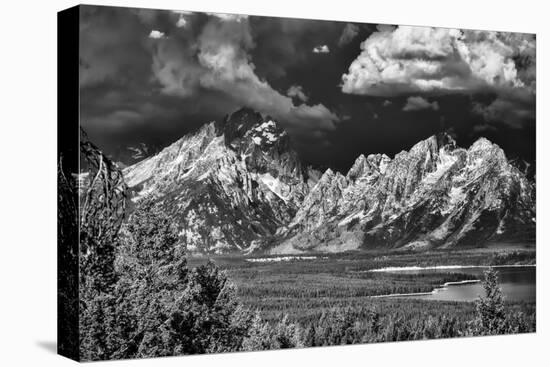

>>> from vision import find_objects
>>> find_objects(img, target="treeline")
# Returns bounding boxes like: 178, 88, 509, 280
257, 292, 534, 349
233, 271, 478, 300
237, 269, 534, 350
490, 250, 536, 265
80, 201, 250, 360
76, 139, 534, 361
80, 199, 534, 360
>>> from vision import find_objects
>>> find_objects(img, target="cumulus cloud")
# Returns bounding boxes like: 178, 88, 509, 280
313, 45, 330, 53
148, 30, 165, 39
342, 26, 534, 96
403, 96, 439, 111
338, 23, 359, 47
341, 25, 535, 127
286, 85, 309, 102
152, 41, 202, 97
151, 14, 339, 133
472, 92, 534, 129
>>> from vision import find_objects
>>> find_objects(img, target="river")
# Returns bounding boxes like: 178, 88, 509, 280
374, 265, 535, 302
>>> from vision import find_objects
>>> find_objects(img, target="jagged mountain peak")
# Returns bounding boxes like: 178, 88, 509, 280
469, 136, 503, 155
435, 131, 457, 149
346, 153, 390, 181
409, 132, 457, 156
218, 107, 264, 145
122, 108, 317, 254
322, 167, 335, 177
467, 137, 509, 171
214, 107, 294, 155
471, 136, 493, 149
122, 114, 534, 255
347, 154, 367, 179
122, 121, 220, 189
274, 133, 534, 254
317, 168, 347, 186
248, 119, 288, 149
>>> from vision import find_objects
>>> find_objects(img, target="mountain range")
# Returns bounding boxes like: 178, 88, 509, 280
122, 107, 536, 254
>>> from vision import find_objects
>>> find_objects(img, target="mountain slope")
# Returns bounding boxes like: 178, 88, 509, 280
123, 108, 535, 254
123, 108, 318, 253
274, 133, 535, 253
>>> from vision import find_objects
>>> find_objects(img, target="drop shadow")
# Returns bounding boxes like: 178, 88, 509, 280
36, 340, 57, 354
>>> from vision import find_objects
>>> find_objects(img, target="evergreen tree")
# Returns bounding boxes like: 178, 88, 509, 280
78, 132, 126, 361
112, 200, 251, 359
241, 312, 275, 351
323, 307, 356, 345
303, 324, 317, 347
368, 306, 380, 336
474, 268, 506, 335
273, 315, 301, 349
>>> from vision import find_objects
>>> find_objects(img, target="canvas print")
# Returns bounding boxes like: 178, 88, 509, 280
57, 4, 536, 362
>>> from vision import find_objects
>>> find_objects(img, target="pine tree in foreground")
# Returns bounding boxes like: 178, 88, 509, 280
474, 268, 506, 335
112, 201, 252, 359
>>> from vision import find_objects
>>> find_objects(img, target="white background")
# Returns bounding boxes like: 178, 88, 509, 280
0, 0, 547, 365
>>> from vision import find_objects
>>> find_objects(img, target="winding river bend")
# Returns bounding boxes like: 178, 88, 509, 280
373, 265, 536, 302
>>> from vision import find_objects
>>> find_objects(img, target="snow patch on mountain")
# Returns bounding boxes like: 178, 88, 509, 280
122, 110, 535, 255
423, 148, 457, 185
258, 173, 288, 202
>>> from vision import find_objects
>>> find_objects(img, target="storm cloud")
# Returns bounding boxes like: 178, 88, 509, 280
79, 5, 535, 172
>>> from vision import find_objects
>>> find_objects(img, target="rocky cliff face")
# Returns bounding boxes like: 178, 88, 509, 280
123, 108, 535, 254
123, 108, 317, 254
273, 133, 535, 253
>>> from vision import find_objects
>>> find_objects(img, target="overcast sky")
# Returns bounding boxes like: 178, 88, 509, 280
79, 5, 536, 172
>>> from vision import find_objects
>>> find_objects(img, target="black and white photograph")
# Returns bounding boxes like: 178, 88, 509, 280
54, 1, 537, 363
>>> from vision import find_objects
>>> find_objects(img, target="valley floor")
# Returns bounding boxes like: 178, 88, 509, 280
188, 245, 536, 328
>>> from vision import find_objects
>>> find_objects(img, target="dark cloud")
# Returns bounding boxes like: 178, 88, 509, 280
247, 17, 345, 83
473, 124, 497, 133
341, 25, 535, 128
79, 6, 152, 88
471, 89, 535, 129
79, 5, 535, 173
80, 6, 339, 160
151, 14, 339, 134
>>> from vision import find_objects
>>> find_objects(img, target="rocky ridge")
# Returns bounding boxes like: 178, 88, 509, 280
123, 108, 316, 253
122, 108, 536, 254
